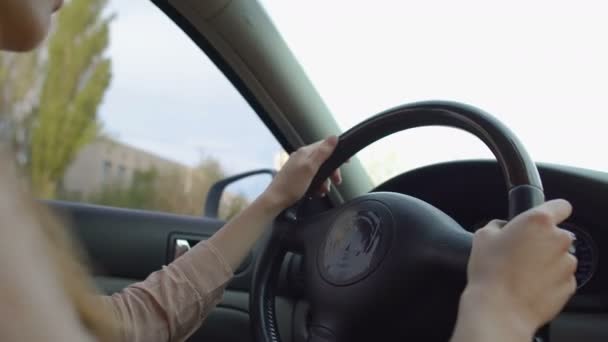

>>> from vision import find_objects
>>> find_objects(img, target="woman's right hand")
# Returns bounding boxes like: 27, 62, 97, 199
451, 199, 577, 342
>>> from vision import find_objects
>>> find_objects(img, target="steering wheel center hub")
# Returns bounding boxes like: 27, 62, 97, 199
318, 200, 394, 286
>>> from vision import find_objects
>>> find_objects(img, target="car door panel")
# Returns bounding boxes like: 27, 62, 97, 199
49, 201, 252, 288
46, 200, 295, 342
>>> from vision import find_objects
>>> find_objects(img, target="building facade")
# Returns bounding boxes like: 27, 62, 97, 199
61, 137, 188, 198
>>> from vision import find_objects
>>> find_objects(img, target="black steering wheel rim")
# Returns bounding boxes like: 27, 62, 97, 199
251, 100, 546, 342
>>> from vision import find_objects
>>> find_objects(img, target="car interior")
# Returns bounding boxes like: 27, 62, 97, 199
42, 0, 608, 341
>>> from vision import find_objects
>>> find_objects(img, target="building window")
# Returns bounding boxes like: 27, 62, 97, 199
117, 165, 126, 182
102, 160, 112, 183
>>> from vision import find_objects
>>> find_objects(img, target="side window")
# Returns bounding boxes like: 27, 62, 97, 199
0, 1, 284, 219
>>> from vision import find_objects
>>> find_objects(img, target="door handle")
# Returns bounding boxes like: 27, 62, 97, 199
174, 238, 191, 260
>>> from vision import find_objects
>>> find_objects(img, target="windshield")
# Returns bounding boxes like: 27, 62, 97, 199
261, 1, 607, 184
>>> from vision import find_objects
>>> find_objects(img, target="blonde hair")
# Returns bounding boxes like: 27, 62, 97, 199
34, 201, 120, 341
3, 146, 119, 341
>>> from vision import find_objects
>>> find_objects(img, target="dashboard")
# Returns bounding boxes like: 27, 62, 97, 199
282, 160, 608, 341
372, 160, 608, 311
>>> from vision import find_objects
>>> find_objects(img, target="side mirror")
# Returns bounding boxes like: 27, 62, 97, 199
203, 168, 277, 218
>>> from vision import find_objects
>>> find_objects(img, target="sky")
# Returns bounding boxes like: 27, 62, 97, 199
99, 0, 608, 190
260, 0, 608, 181
100, 0, 282, 176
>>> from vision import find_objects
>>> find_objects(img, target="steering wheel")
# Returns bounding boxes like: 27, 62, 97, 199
251, 101, 547, 342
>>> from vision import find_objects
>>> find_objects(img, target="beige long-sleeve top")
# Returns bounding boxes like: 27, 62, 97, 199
102, 241, 234, 342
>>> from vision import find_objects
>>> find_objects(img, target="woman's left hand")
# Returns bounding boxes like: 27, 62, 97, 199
263, 136, 342, 210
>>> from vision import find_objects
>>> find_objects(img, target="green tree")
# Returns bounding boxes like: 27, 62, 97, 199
29, 0, 112, 198
0, 51, 43, 156
81, 157, 250, 220
0, 52, 41, 118
219, 193, 249, 220
152, 159, 234, 216
86, 169, 159, 209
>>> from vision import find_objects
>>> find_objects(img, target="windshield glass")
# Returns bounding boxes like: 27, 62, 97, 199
261, 0, 607, 184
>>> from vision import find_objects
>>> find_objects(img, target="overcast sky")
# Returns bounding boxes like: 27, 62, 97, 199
260, 0, 608, 182
99, 0, 608, 188
100, 0, 282, 176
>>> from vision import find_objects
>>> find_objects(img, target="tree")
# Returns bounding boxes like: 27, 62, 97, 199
29, 0, 112, 198
150, 158, 246, 217
219, 193, 249, 220
0, 52, 41, 117
85, 169, 159, 209
80, 157, 250, 220
0, 51, 43, 158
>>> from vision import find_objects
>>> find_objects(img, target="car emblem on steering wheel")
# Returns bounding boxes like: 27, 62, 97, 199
319, 202, 393, 285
